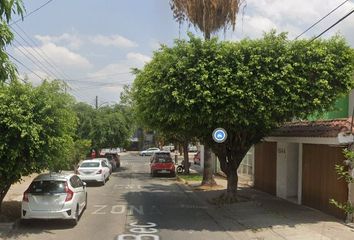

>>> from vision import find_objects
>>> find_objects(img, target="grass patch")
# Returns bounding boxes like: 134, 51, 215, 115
178, 173, 203, 182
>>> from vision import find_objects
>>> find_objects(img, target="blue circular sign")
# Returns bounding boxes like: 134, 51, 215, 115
212, 128, 227, 143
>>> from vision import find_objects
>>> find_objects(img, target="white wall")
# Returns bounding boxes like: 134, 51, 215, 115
276, 142, 299, 200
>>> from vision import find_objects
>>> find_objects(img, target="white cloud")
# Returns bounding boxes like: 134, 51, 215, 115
13, 43, 92, 71
90, 34, 138, 48
126, 52, 151, 64
35, 33, 83, 50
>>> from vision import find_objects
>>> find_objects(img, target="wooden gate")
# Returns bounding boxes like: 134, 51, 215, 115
254, 142, 277, 195
302, 144, 348, 219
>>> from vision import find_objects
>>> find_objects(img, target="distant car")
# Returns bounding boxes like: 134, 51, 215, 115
193, 151, 200, 165
140, 147, 160, 156
21, 172, 87, 226
77, 159, 110, 185
102, 153, 120, 169
150, 151, 176, 177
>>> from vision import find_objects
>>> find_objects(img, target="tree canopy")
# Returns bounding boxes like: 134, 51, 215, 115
0, 80, 77, 210
132, 32, 354, 196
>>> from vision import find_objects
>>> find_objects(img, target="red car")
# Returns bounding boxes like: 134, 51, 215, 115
150, 151, 176, 177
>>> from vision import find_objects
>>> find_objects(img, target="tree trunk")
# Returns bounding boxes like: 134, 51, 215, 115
183, 143, 189, 174
201, 145, 217, 186
227, 169, 238, 194
0, 184, 11, 213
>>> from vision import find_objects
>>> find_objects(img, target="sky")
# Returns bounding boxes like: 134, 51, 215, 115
7, 0, 354, 107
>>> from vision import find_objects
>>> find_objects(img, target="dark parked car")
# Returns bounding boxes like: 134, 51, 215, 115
150, 151, 175, 177
101, 153, 120, 170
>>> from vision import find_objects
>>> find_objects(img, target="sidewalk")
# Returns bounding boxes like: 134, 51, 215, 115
178, 173, 354, 240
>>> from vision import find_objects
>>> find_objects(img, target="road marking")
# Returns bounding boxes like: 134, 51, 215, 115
91, 204, 144, 215
117, 222, 159, 240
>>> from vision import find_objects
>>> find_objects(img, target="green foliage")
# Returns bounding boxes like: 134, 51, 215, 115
133, 32, 354, 148
69, 139, 91, 167
0, 0, 24, 23
73, 103, 133, 151
329, 199, 354, 215
0, 0, 24, 83
330, 148, 354, 216
0, 80, 76, 206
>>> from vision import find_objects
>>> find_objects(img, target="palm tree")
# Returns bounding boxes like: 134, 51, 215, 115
170, 0, 242, 39
170, 0, 243, 186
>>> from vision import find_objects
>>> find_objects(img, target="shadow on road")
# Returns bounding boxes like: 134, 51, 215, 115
121, 181, 348, 234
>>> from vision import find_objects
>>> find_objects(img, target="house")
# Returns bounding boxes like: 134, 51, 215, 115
254, 90, 354, 221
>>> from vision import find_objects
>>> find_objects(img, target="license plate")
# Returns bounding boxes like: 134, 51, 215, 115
159, 170, 169, 173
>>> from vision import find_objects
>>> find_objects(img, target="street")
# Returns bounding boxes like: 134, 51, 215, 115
5, 153, 234, 240
3, 152, 354, 240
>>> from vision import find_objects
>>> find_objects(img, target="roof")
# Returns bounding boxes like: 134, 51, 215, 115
270, 118, 354, 138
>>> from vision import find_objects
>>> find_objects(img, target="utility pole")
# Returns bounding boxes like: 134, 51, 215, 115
95, 96, 98, 110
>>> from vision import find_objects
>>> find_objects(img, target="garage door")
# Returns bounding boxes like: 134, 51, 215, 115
254, 142, 277, 195
302, 144, 348, 219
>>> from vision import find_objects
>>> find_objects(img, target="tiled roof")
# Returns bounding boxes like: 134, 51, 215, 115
270, 118, 354, 138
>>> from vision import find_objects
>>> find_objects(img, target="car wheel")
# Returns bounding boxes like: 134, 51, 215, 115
69, 206, 79, 226
176, 166, 183, 174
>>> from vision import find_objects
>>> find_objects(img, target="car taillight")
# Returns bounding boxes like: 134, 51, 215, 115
96, 169, 102, 174
65, 182, 74, 202
23, 191, 29, 202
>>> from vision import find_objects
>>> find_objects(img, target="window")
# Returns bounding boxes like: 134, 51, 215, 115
29, 180, 66, 194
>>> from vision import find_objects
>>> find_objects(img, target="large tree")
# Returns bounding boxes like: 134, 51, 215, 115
170, 0, 243, 185
0, 80, 77, 211
132, 33, 354, 199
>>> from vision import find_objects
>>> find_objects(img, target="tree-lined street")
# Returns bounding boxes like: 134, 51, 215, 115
1, 153, 353, 240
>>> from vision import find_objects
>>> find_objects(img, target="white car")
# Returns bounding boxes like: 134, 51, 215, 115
94, 158, 112, 174
21, 173, 87, 226
77, 159, 110, 185
139, 147, 160, 156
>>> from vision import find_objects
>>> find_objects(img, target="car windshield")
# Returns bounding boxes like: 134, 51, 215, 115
80, 162, 100, 168
28, 180, 66, 194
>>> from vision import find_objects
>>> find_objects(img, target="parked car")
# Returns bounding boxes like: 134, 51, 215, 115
102, 153, 120, 169
77, 159, 110, 185
193, 151, 200, 165
21, 172, 87, 226
98, 158, 112, 174
140, 147, 160, 156
150, 151, 176, 177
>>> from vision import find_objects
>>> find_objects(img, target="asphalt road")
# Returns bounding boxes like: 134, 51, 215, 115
5, 153, 234, 240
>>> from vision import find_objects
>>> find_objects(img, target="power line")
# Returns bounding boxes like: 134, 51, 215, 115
11, 23, 71, 80
10, 0, 55, 26
7, 52, 45, 80
295, 0, 350, 39
310, 8, 354, 42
